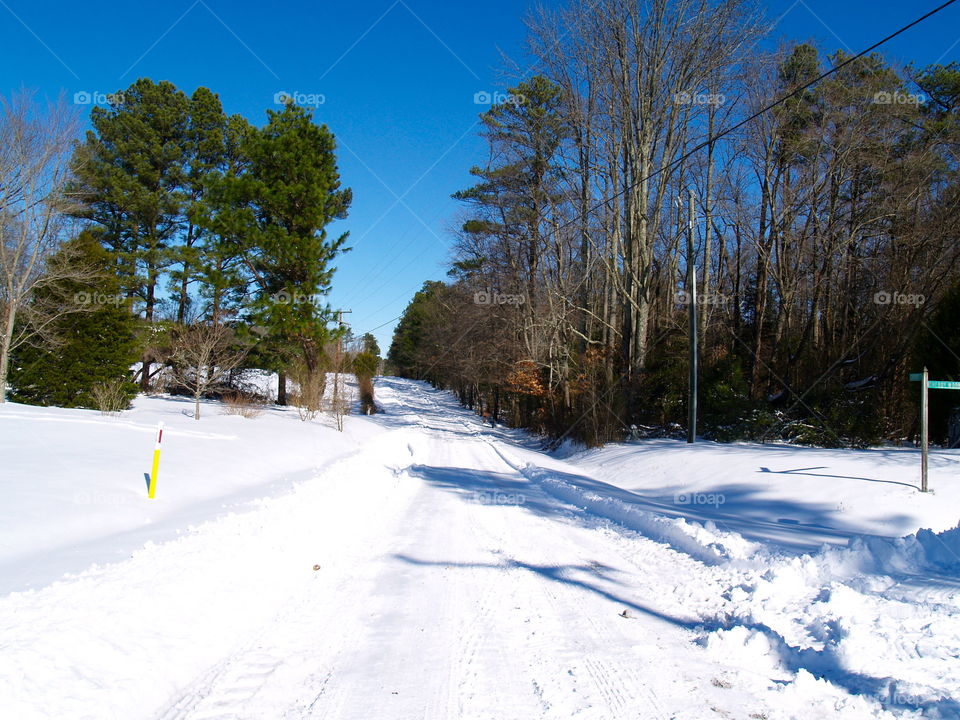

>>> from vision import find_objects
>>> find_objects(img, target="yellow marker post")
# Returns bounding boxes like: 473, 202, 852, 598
148, 422, 164, 499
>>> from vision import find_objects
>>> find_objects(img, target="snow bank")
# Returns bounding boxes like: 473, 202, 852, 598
488, 438, 960, 717
520, 462, 759, 564
0, 393, 382, 593
563, 438, 960, 546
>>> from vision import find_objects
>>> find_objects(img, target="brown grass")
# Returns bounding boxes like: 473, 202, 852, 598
221, 391, 266, 419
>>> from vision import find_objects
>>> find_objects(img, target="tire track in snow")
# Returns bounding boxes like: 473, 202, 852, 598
151, 435, 425, 720
409, 400, 664, 719
409, 386, 750, 719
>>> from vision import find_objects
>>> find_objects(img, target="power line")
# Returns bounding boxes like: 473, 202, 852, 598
555, 0, 960, 236
356, 312, 405, 337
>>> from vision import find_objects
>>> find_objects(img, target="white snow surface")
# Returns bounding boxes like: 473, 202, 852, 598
0, 377, 959, 719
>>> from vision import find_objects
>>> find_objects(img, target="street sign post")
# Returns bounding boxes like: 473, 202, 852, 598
909, 368, 960, 492
921, 368, 928, 493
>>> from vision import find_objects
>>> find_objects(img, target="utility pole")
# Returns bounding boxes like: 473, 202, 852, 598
335, 309, 353, 356
331, 309, 353, 432
687, 189, 698, 444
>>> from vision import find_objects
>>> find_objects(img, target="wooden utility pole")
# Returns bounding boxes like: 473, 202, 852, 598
330, 309, 352, 431
687, 189, 698, 444
335, 310, 353, 355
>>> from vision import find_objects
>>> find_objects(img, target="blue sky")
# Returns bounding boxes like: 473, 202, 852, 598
2, 0, 958, 351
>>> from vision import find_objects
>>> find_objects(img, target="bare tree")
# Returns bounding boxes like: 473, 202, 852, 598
170, 322, 249, 420
0, 91, 85, 402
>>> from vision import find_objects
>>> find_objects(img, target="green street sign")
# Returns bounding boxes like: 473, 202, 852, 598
928, 380, 960, 390
910, 373, 924, 381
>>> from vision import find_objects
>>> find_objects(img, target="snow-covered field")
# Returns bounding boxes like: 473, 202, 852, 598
1, 377, 959, 719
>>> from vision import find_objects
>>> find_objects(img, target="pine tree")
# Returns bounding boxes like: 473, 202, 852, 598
360, 332, 380, 358
387, 281, 444, 377
191, 113, 255, 324
70, 78, 191, 388
9, 231, 139, 408
168, 87, 228, 324
71, 78, 191, 320
206, 103, 352, 389
453, 76, 567, 313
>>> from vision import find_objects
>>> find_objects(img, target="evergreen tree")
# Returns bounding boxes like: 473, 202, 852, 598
388, 280, 444, 377
360, 332, 380, 358
9, 231, 139, 408
168, 87, 229, 324
205, 103, 352, 387
191, 112, 256, 324
453, 76, 568, 312
71, 78, 191, 321
70, 78, 191, 388
352, 352, 378, 379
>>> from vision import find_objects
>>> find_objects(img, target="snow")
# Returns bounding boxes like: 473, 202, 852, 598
550, 437, 960, 549
0, 391, 379, 594
1, 377, 959, 719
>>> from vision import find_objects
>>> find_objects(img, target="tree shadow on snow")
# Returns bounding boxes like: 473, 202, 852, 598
758, 465, 919, 491
393, 551, 960, 717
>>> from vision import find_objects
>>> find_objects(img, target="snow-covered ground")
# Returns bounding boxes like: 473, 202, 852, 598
0, 386, 374, 594
1, 378, 958, 719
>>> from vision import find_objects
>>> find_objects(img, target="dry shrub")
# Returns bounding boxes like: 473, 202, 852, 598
221, 391, 266, 419
290, 360, 326, 421
90, 377, 131, 415
359, 376, 376, 415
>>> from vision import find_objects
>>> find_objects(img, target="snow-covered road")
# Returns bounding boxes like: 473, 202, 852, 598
155, 382, 723, 720
2, 378, 960, 719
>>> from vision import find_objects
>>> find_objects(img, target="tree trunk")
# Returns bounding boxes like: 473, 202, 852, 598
701, 110, 716, 342
139, 356, 152, 392
0, 300, 17, 403
177, 272, 190, 324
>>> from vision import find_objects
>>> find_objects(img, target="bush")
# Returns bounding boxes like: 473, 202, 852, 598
353, 352, 378, 379
289, 359, 326, 422
221, 391, 266, 419
359, 376, 376, 414
701, 353, 757, 441
90, 377, 137, 415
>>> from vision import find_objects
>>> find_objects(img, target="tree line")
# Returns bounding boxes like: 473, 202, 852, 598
388, 0, 960, 447
1, 79, 377, 418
